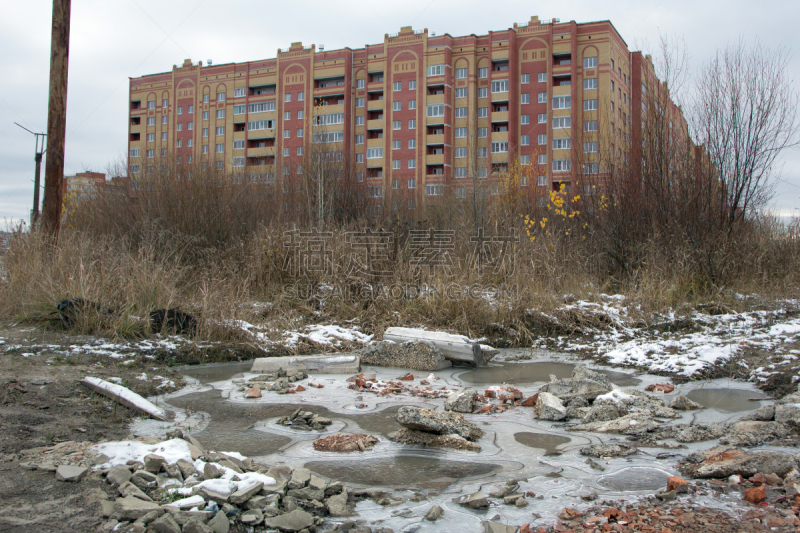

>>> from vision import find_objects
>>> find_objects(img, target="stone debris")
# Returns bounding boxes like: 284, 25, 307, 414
394, 406, 484, 441
346, 372, 453, 399
390, 428, 482, 452
538, 366, 613, 402
452, 491, 490, 508
579, 444, 638, 458
55, 464, 89, 482
533, 392, 567, 421
679, 445, 800, 479
359, 340, 452, 370
243, 368, 309, 395
313, 434, 378, 452
425, 504, 443, 521
445, 387, 478, 413
669, 393, 703, 410
645, 383, 675, 393
277, 407, 334, 431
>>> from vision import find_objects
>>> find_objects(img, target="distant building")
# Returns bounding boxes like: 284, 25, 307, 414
127, 16, 687, 210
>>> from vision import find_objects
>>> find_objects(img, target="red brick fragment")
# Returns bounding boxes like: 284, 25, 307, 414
744, 485, 766, 504
667, 475, 689, 493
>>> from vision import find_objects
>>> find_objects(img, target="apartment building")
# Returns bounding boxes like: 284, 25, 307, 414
128, 16, 647, 209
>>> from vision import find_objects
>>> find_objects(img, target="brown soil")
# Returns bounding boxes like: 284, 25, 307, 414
0, 321, 185, 532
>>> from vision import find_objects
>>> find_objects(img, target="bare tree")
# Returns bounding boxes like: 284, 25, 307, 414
693, 39, 800, 232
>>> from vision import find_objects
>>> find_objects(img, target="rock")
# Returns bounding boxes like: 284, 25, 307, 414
567, 413, 658, 435
313, 434, 378, 452
287, 487, 324, 501
445, 388, 478, 413
425, 504, 443, 521
113, 495, 162, 521
118, 480, 153, 501
176, 459, 198, 479
130, 470, 157, 490
263, 508, 315, 532
765, 473, 782, 485
166, 428, 184, 439
669, 394, 703, 410
216, 458, 243, 474
744, 485, 766, 504
106, 464, 132, 486
163, 463, 184, 482
533, 392, 567, 421
359, 340, 451, 370
229, 481, 263, 504
656, 490, 676, 501
539, 366, 612, 402
143, 454, 166, 473
390, 428, 481, 451
503, 493, 525, 505
203, 463, 222, 480
667, 476, 689, 493
245, 388, 262, 398
55, 465, 88, 482
136, 509, 165, 525
395, 406, 484, 441
595, 389, 679, 418
774, 404, 800, 428
580, 444, 637, 458
326, 489, 352, 517
288, 467, 311, 490
452, 492, 489, 509
240, 508, 263, 524
207, 511, 229, 533
182, 519, 214, 533
488, 482, 519, 498
645, 383, 675, 393
741, 404, 776, 422
679, 446, 800, 479
482, 522, 520, 533
150, 514, 184, 533
582, 403, 626, 424
198, 487, 229, 504
720, 421, 790, 447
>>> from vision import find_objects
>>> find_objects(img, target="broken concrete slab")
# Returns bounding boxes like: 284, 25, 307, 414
679, 445, 800, 479
390, 428, 481, 451
359, 340, 452, 370
251, 355, 360, 375
383, 327, 497, 366
452, 492, 490, 508
538, 366, 612, 402
55, 465, 88, 482
445, 387, 478, 413
81, 377, 167, 421
534, 392, 567, 421
263, 508, 314, 532
113, 495, 162, 521
395, 406, 484, 440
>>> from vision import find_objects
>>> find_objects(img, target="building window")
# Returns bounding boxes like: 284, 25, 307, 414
187, 138, 193, 147
478, 168, 488, 178
408, 159, 416, 169
408, 139, 416, 148
393, 140, 401, 150
478, 127, 488, 138
477, 147, 488, 158
202, 145, 208, 154
584, 99, 598, 111
407, 178, 416, 189
217, 92, 226, 102
455, 107, 468, 118
427, 64, 445, 77
355, 116, 365, 126
356, 134, 364, 145
147, 117, 155, 126
453, 147, 466, 158
455, 168, 467, 179
234, 105, 245, 115
491, 79, 508, 93
455, 68, 468, 79
203, 111, 209, 120
393, 120, 401, 130
478, 67, 488, 79
232, 157, 245, 167
553, 138, 571, 150
553, 96, 571, 109
284, 111, 291, 121
451, 127, 465, 138
176, 139, 182, 148
393, 81, 402, 92
129, 164, 140, 174
538, 154, 547, 165
298, 91, 304, 101
408, 99, 416, 110
216, 144, 224, 153
538, 175, 547, 186
521, 73, 530, 84
478, 88, 488, 99
409, 80, 417, 90
146, 149, 154, 158
129, 148, 140, 158
537, 92, 546, 104
367, 147, 383, 159
203, 95, 209, 104
521, 134, 530, 146
233, 139, 244, 149
162, 98, 169, 108
409, 119, 416, 129
425, 184, 444, 196
538, 113, 547, 124
201, 128, 208, 138
297, 128, 303, 137
538, 72, 546, 83
216, 126, 225, 136
553, 159, 571, 172
584, 120, 598, 132
284, 129, 290, 138
177, 123, 182, 131
521, 114, 530, 125
478, 107, 488, 118
521, 93, 530, 105
392, 179, 401, 189
392, 101, 401, 112
426, 104, 445, 117
392, 160, 401, 170
456, 88, 467, 99
188, 121, 193, 131
356, 154, 364, 163
584, 56, 598, 69
584, 142, 598, 153
284, 93, 291, 103
147, 101, 155, 110
356, 79, 365, 89
162, 116, 168, 125
584, 78, 598, 90
356, 97, 365, 108
146, 133, 155, 142
520, 155, 530, 166
583, 163, 599, 174
553, 116, 571, 129
283, 147, 290, 157
297, 165, 303, 174
234, 87, 246, 98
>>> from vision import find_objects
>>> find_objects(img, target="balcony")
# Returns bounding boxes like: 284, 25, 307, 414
247, 129, 275, 140
426, 134, 445, 146
367, 119, 384, 131
490, 152, 509, 163
366, 157, 384, 168
491, 131, 509, 142
491, 92, 509, 103
247, 146, 275, 158
367, 99, 384, 111
426, 153, 444, 165
426, 115, 446, 126
491, 111, 509, 123
553, 85, 572, 96
427, 94, 445, 105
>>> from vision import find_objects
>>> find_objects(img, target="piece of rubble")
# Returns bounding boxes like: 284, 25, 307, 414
580, 444, 638, 458
425, 505, 443, 521
445, 388, 478, 413
538, 366, 612, 402
533, 392, 567, 421
452, 492, 489, 508
251, 355, 360, 375
383, 327, 496, 366
679, 445, 800, 478
313, 434, 378, 452
55, 465, 88, 482
669, 394, 703, 410
395, 406, 484, 440
390, 428, 481, 452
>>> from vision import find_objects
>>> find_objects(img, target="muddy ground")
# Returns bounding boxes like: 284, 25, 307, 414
0, 320, 798, 532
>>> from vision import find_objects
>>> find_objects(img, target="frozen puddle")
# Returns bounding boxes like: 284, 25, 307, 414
131, 353, 774, 530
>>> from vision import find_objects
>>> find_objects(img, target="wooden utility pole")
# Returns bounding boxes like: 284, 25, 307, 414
42, 0, 71, 236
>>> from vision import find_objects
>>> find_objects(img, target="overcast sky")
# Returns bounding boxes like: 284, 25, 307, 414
2, 0, 799, 225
